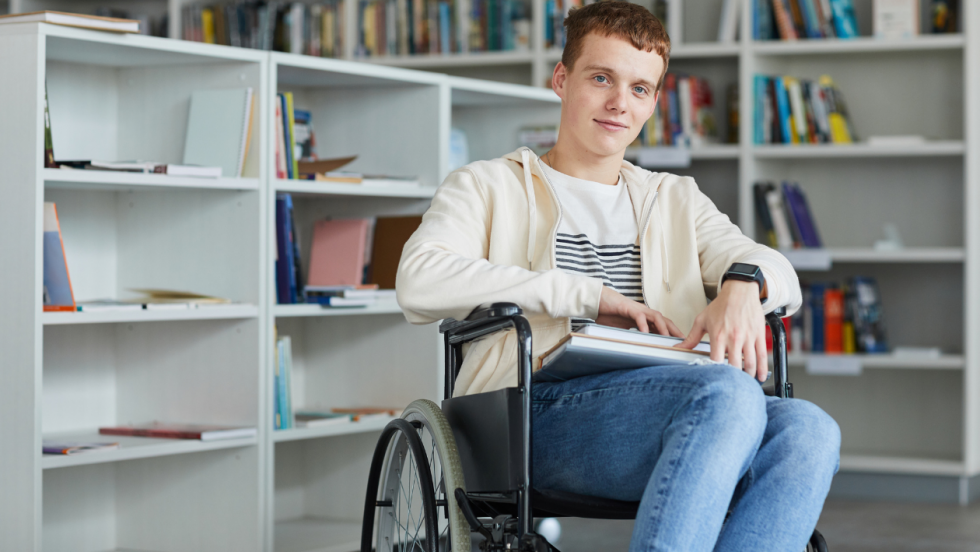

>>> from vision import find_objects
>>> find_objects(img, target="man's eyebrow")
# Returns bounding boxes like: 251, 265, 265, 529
581, 65, 656, 88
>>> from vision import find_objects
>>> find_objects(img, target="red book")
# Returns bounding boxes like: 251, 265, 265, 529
307, 218, 371, 287
824, 288, 844, 353
99, 423, 256, 442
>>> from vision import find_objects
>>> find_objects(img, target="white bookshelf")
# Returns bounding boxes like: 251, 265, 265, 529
0, 20, 560, 552
734, 0, 978, 493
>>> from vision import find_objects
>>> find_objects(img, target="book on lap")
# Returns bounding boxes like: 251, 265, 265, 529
535, 325, 712, 383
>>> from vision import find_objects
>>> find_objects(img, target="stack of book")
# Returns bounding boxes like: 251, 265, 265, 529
356, 0, 531, 57
753, 0, 858, 40
274, 334, 295, 429
275, 207, 422, 305
632, 73, 719, 148
753, 181, 823, 250
99, 423, 257, 441
545, 0, 667, 49
792, 277, 888, 354
753, 74, 855, 145
181, 1, 345, 57
294, 407, 402, 428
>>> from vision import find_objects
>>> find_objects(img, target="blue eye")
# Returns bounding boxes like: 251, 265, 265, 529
634, 86, 647, 95
595, 75, 607, 83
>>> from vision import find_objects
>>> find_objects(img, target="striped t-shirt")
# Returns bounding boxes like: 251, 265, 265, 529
539, 162, 643, 326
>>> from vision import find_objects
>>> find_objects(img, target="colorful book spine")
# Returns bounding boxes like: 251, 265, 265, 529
810, 283, 826, 352
824, 287, 844, 353
42, 202, 76, 312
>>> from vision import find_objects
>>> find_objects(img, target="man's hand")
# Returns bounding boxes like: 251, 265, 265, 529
677, 280, 768, 382
597, 286, 684, 337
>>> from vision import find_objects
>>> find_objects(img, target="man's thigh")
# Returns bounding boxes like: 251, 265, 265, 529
530, 364, 738, 501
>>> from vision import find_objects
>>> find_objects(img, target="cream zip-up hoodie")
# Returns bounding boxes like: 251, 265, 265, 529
397, 147, 802, 396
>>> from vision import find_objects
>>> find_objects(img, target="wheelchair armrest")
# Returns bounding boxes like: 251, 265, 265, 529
439, 303, 524, 344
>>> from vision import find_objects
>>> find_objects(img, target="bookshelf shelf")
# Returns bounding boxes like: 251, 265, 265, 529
751, 34, 965, 56
43, 168, 260, 192
787, 353, 966, 370
625, 144, 740, 162
272, 417, 391, 443
752, 141, 965, 159
274, 518, 361, 552
839, 454, 965, 476
274, 302, 402, 319
41, 304, 259, 325
41, 431, 258, 470
782, 248, 966, 270
274, 179, 436, 199
363, 49, 535, 68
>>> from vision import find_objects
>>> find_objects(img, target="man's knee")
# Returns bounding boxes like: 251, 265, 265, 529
694, 366, 768, 441
772, 399, 841, 476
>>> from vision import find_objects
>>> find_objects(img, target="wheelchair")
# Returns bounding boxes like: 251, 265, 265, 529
361, 302, 829, 552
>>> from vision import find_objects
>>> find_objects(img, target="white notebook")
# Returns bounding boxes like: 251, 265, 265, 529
535, 325, 712, 383
0, 11, 140, 33
183, 88, 254, 178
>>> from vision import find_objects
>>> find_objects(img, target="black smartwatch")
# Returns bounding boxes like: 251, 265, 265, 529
721, 263, 767, 304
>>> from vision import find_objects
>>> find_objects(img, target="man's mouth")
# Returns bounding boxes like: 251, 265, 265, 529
594, 119, 628, 132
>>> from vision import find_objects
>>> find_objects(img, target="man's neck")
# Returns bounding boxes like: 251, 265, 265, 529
542, 138, 624, 186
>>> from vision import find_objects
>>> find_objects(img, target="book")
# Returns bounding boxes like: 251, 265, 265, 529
536, 329, 712, 383
765, 188, 794, 249
156, 164, 223, 178
330, 407, 402, 421
829, 0, 859, 38
294, 411, 353, 428
279, 336, 294, 429
718, 0, 741, 42
0, 10, 140, 33
276, 194, 300, 304
76, 300, 144, 313
809, 282, 827, 352
307, 218, 372, 287
824, 287, 844, 353
182, 87, 255, 178
127, 288, 232, 305
930, 0, 958, 33
368, 216, 423, 289
99, 423, 257, 441
578, 324, 711, 352
754, 182, 778, 248
44, 83, 57, 168
754, 73, 855, 146
309, 296, 376, 307
42, 441, 120, 455
285, 93, 298, 179
874, 0, 919, 39
42, 202, 76, 313
848, 276, 888, 353
773, 0, 799, 39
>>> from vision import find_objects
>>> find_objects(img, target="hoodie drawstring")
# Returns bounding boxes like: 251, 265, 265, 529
657, 198, 671, 292
521, 148, 536, 265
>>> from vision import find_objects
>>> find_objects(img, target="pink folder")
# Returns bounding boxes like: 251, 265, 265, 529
308, 218, 369, 287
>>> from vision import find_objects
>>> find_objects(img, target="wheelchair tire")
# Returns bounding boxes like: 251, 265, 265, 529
361, 400, 470, 552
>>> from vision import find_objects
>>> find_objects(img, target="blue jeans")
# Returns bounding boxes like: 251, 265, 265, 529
531, 364, 840, 552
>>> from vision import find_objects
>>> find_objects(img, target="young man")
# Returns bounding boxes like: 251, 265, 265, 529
397, 2, 840, 550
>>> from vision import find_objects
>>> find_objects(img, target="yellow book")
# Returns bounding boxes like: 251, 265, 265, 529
202, 8, 215, 44
364, 3, 375, 55
285, 92, 298, 179
323, 9, 334, 57
820, 75, 853, 144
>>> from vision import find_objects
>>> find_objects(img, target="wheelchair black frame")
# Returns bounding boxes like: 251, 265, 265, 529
439, 302, 792, 544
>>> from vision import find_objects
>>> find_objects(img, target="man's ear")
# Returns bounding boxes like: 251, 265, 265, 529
552, 62, 567, 99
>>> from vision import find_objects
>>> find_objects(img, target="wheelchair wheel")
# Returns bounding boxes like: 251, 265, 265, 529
362, 400, 470, 552
806, 529, 829, 552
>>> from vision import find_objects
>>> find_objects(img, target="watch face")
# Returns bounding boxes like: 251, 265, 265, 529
729, 263, 759, 277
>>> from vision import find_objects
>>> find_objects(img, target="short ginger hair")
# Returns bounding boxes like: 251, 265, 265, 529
561, 1, 671, 91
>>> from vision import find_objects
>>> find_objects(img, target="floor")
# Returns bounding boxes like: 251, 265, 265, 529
550, 500, 980, 552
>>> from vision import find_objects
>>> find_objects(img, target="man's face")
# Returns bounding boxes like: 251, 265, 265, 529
554, 32, 664, 157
